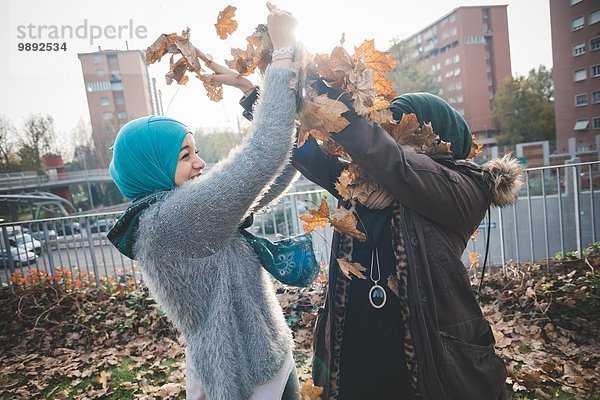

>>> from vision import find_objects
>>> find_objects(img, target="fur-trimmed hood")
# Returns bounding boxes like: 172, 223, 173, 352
482, 154, 524, 207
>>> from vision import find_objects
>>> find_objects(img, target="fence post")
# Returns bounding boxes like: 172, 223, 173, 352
1, 224, 15, 275
42, 221, 56, 277
569, 159, 582, 256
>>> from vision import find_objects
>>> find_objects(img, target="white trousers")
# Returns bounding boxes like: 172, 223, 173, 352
185, 351, 295, 400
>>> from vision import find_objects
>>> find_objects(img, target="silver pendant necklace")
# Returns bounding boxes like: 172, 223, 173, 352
369, 247, 386, 309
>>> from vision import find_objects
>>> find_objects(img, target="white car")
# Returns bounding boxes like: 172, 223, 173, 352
0, 244, 38, 268
9, 233, 42, 255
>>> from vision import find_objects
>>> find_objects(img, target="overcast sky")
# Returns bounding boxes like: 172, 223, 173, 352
0, 0, 552, 153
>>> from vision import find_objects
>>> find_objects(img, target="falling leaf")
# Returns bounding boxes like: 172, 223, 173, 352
347, 62, 375, 116
299, 198, 330, 233
215, 5, 238, 40
468, 250, 480, 268
145, 33, 178, 65
337, 258, 367, 280
330, 207, 366, 241
299, 378, 324, 400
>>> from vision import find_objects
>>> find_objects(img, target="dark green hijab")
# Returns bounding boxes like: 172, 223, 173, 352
390, 92, 472, 160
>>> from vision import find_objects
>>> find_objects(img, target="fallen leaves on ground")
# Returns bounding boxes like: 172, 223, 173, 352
1, 246, 599, 399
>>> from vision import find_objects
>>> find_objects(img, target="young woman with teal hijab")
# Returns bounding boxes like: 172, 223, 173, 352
108, 8, 302, 400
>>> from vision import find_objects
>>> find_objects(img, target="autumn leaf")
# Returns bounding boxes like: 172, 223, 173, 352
337, 258, 367, 280
347, 62, 375, 116
322, 139, 349, 158
330, 207, 366, 241
215, 5, 238, 40
353, 39, 397, 99
196, 74, 224, 102
468, 250, 480, 269
145, 33, 178, 65
468, 134, 483, 158
299, 198, 330, 233
299, 379, 324, 400
225, 44, 260, 76
314, 46, 355, 87
299, 94, 350, 144
383, 112, 420, 143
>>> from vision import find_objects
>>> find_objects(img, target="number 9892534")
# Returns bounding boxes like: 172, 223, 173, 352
17, 42, 67, 51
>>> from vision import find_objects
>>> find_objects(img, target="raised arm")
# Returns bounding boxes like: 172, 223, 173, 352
333, 115, 489, 235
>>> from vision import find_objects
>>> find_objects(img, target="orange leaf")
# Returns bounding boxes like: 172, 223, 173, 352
337, 258, 367, 280
353, 39, 397, 99
215, 5, 238, 40
225, 44, 260, 76
468, 251, 480, 268
196, 74, 223, 102
299, 379, 324, 400
299, 198, 330, 233
329, 207, 366, 241
468, 134, 484, 158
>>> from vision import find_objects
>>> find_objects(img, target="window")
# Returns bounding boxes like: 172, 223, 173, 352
454, 68, 461, 76
574, 68, 587, 81
575, 93, 588, 106
571, 0, 582, 5
572, 16, 584, 31
93, 55, 102, 64
489, 91, 494, 100
100, 97, 109, 106
593, 91, 600, 104
105, 125, 115, 133
102, 112, 112, 120
485, 50, 490, 59
592, 64, 600, 77
590, 10, 600, 25
453, 54, 460, 63
456, 95, 463, 103
111, 81, 123, 91
465, 35, 486, 44
445, 57, 452, 66
117, 112, 127, 120
456, 81, 462, 90
487, 78, 493, 86
450, 27, 457, 36
449, 13, 456, 23
592, 37, 600, 51
457, 108, 465, 116
85, 81, 111, 92
573, 43, 586, 56
593, 117, 600, 130
115, 97, 125, 105
107, 55, 118, 65
574, 119, 589, 131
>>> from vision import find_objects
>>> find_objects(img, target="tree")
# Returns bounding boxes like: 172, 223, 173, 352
0, 115, 18, 173
388, 39, 440, 96
19, 114, 57, 172
492, 66, 555, 146
194, 128, 243, 164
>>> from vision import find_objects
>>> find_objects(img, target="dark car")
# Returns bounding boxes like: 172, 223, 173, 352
89, 219, 115, 233
56, 221, 81, 236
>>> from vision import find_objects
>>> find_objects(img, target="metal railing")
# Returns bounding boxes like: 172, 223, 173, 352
2, 161, 598, 289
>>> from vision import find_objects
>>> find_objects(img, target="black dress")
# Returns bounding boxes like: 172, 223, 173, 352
338, 205, 412, 400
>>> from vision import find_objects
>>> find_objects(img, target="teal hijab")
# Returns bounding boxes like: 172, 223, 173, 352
109, 116, 190, 200
390, 93, 472, 160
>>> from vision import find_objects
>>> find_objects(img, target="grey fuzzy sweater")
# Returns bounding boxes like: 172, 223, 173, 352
135, 66, 298, 400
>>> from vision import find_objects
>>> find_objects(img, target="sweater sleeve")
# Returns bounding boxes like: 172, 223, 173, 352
140, 66, 297, 257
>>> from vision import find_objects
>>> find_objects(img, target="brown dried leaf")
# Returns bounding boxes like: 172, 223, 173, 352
299, 379, 324, 400
299, 94, 350, 142
215, 5, 238, 40
330, 207, 366, 241
225, 44, 260, 76
196, 74, 223, 102
145, 33, 178, 64
468, 251, 480, 269
337, 258, 367, 280
348, 62, 375, 116
314, 46, 354, 88
353, 39, 397, 99
299, 198, 330, 233
469, 134, 484, 158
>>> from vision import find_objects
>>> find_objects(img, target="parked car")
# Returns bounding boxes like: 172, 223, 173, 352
9, 233, 42, 255
89, 219, 115, 233
0, 243, 37, 268
55, 221, 81, 236
30, 228, 58, 242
